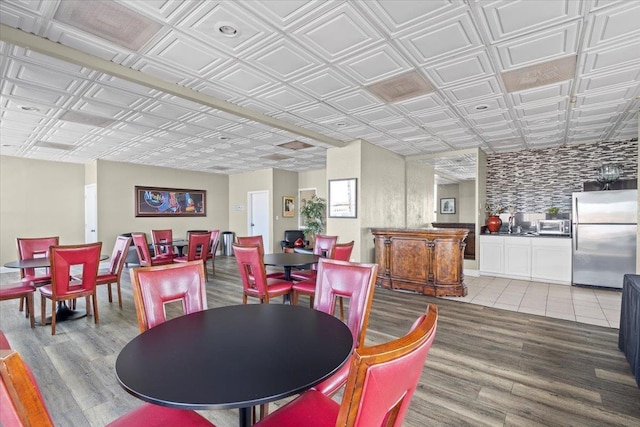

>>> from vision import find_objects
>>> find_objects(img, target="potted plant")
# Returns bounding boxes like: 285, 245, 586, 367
546, 206, 560, 219
299, 195, 326, 244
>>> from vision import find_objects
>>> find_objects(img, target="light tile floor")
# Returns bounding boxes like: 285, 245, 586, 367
443, 275, 622, 328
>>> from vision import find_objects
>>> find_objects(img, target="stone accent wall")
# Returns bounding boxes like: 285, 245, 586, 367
486, 140, 638, 215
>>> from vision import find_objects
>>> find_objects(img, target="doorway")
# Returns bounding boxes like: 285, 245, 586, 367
248, 191, 270, 252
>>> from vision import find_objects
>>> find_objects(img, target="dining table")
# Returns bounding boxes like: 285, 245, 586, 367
262, 252, 319, 281
4, 254, 109, 324
153, 239, 189, 257
115, 304, 352, 427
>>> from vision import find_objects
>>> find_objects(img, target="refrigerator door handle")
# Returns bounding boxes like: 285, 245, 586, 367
574, 226, 578, 250
574, 196, 579, 224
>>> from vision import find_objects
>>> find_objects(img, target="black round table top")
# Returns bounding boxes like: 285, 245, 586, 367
115, 304, 353, 410
263, 253, 319, 267
4, 254, 109, 269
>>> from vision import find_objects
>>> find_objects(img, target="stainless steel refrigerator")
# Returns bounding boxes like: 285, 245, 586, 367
572, 189, 637, 289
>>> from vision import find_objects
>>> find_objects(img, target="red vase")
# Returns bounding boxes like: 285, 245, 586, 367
486, 215, 502, 234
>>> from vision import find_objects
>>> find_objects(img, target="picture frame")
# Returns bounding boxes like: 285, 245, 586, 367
329, 178, 357, 218
135, 186, 206, 217
283, 196, 295, 217
298, 188, 317, 228
440, 197, 456, 214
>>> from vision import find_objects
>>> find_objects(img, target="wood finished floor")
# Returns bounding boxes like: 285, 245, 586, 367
1, 256, 639, 426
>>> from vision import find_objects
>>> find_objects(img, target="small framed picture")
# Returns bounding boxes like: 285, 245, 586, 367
440, 198, 456, 214
283, 196, 295, 217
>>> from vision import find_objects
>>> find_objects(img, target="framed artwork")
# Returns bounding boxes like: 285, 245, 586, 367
298, 188, 317, 228
329, 178, 357, 218
135, 186, 206, 217
283, 196, 295, 217
440, 197, 456, 214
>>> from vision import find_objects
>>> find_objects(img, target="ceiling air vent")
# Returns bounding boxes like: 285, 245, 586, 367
367, 71, 434, 103
502, 56, 577, 93
277, 140, 313, 150
54, 0, 162, 50
262, 154, 292, 161
36, 141, 75, 151
59, 111, 116, 128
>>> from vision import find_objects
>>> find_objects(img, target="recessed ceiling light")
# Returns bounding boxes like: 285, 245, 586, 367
218, 22, 239, 37
218, 136, 230, 141
18, 105, 40, 112
336, 122, 347, 127
474, 105, 489, 111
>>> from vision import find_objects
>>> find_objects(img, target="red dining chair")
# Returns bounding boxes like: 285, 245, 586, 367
292, 241, 354, 312
309, 258, 377, 397
236, 235, 285, 279
130, 260, 207, 333
131, 233, 174, 267
0, 281, 36, 328
232, 244, 293, 304
151, 229, 175, 259
95, 236, 131, 309
289, 234, 337, 281
0, 331, 10, 349
0, 349, 216, 427
16, 236, 59, 316
39, 242, 102, 335
253, 305, 438, 427
174, 232, 211, 281
206, 230, 221, 275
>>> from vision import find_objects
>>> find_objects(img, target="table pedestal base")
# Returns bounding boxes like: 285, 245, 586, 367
41, 302, 87, 325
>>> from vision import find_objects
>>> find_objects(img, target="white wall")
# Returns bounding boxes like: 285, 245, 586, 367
0, 156, 85, 265
459, 180, 476, 223
406, 161, 434, 228
228, 169, 273, 249
436, 184, 460, 223
273, 169, 299, 252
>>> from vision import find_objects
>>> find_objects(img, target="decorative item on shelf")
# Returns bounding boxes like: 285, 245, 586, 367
294, 238, 304, 248
507, 206, 516, 234
546, 206, 560, 219
485, 203, 506, 234
299, 194, 326, 245
597, 163, 622, 190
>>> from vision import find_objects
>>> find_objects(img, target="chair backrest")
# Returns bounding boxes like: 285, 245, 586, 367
330, 241, 354, 261
0, 332, 10, 350
151, 229, 173, 256
208, 230, 221, 256
336, 305, 438, 427
16, 236, 59, 279
283, 230, 304, 243
313, 235, 337, 257
0, 349, 54, 427
236, 235, 265, 255
314, 258, 377, 349
184, 232, 211, 261
232, 244, 269, 297
131, 233, 152, 267
105, 236, 132, 276
50, 243, 102, 297
130, 260, 207, 332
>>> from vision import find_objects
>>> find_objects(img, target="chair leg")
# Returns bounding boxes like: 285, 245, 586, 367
19, 296, 24, 312
41, 295, 46, 328
92, 293, 99, 324
309, 295, 315, 309
86, 296, 92, 316
338, 296, 344, 321
292, 290, 299, 305
50, 299, 57, 335
107, 283, 113, 303
26, 293, 35, 328
116, 282, 123, 309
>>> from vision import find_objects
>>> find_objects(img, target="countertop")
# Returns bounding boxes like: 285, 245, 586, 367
482, 232, 572, 239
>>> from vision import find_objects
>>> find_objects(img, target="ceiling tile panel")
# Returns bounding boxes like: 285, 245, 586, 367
247, 38, 321, 80
584, 1, 640, 50
480, 0, 581, 42
574, 85, 638, 107
576, 66, 640, 93
293, 69, 354, 99
294, 3, 381, 62
212, 62, 274, 96
398, 10, 482, 65
10, 61, 82, 92
393, 93, 446, 114
146, 32, 229, 74
494, 21, 580, 70
326, 89, 383, 113
339, 44, 412, 84
582, 38, 640, 74
510, 81, 571, 105
424, 49, 494, 86
442, 77, 503, 104
357, 0, 459, 36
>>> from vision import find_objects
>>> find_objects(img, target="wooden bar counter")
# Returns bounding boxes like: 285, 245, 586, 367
371, 228, 468, 297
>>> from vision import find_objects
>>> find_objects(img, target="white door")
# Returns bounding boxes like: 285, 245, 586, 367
85, 184, 98, 243
248, 191, 270, 252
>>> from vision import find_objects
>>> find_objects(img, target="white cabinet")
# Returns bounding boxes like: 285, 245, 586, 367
480, 235, 572, 285
531, 238, 572, 284
479, 236, 504, 275
504, 238, 531, 279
